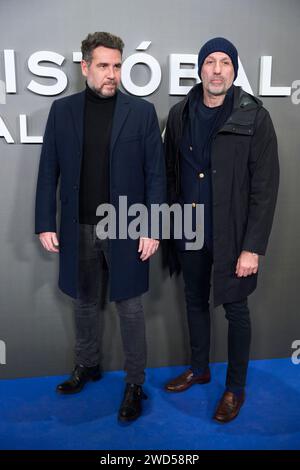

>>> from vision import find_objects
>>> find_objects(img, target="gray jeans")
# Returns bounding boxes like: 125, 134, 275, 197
74, 224, 146, 385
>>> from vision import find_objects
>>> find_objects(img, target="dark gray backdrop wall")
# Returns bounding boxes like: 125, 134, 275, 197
0, 0, 299, 378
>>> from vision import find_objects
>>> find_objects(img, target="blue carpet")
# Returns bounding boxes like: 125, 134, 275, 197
0, 358, 299, 450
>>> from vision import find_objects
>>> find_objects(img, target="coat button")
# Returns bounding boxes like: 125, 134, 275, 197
73, 218, 78, 223
199, 172, 204, 179
212, 169, 217, 174
192, 202, 196, 208
189, 145, 193, 151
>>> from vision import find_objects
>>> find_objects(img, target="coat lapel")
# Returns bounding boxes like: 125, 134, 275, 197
68, 90, 85, 150
110, 91, 130, 152
67, 89, 130, 152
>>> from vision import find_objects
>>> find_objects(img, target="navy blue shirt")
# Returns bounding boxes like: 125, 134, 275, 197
179, 99, 222, 251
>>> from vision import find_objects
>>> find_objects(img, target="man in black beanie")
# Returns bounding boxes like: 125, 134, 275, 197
164, 37, 279, 422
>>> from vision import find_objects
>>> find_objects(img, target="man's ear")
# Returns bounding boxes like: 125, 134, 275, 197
81, 60, 89, 77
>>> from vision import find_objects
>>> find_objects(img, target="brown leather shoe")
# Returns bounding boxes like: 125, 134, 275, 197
164, 368, 211, 392
213, 391, 245, 423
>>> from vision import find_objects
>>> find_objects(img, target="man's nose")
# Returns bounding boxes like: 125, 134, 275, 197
213, 62, 221, 74
107, 66, 115, 79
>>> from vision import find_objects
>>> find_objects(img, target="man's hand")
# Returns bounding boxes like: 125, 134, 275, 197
235, 250, 259, 277
39, 232, 60, 253
138, 237, 159, 261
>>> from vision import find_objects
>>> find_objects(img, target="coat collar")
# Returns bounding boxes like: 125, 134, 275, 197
184, 83, 263, 135
68, 90, 85, 149
67, 88, 131, 151
184, 83, 262, 118
220, 86, 263, 135
110, 90, 130, 151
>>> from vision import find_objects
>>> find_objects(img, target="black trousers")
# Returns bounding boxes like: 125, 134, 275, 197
179, 246, 251, 391
73, 224, 146, 385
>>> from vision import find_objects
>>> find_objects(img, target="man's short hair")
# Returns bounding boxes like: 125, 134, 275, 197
81, 32, 124, 64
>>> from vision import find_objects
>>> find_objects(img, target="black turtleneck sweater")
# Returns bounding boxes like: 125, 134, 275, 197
79, 84, 117, 224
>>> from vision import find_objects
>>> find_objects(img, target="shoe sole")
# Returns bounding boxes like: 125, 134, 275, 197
118, 413, 140, 423
165, 377, 211, 393
213, 412, 240, 424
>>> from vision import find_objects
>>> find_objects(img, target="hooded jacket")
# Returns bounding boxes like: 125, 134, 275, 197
164, 84, 280, 306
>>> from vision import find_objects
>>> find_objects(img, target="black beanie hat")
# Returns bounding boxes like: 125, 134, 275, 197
198, 37, 238, 80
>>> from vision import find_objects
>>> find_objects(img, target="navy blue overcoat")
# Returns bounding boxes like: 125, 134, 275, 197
35, 90, 166, 301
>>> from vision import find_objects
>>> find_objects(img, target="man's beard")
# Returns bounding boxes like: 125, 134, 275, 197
207, 83, 228, 96
208, 88, 227, 96
89, 81, 118, 98
206, 78, 232, 97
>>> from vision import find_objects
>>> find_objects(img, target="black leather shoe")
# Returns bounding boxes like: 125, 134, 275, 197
118, 384, 148, 422
56, 364, 101, 394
